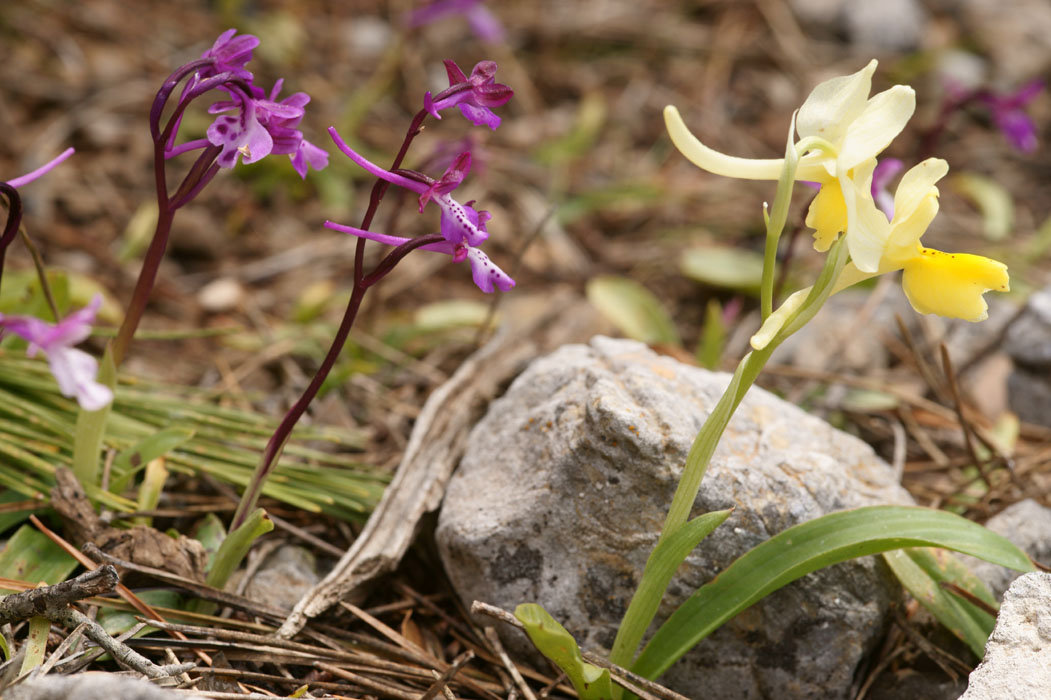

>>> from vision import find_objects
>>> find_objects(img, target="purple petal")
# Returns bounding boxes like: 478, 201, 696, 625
458, 103, 500, 129
473, 82, 514, 107
443, 59, 469, 85
327, 127, 426, 193
871, 158, 904, 219
996, 110, 1039, 152
468, 61, 498, 85
439, 197, 489, 246
6, 148, 75, 189
47, 347, 113, 410
466, 6, 506, 42
291, 139, 329, 178
464, 247, 514, 292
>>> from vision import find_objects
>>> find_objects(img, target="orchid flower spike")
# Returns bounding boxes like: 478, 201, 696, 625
325, 127, 514, 293
424, 60, 513, 129
665, 60, 916, 273
0, 295, 113, 410
751, 157, 1009, 350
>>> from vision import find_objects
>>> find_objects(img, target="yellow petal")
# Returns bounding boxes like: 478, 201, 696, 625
796, 60, 877, 145
901, 248, 1010, 321
837, 86, 916, 169
663, 106, 828, 182
806, 179, 847, 252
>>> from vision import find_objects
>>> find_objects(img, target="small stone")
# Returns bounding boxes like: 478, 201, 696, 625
844, 0, 927, 51
197, 277, 244, 312
438, 336, 914, 699
242, 544, 320, 612
959, 572, 1051, 699
3, 673, 207, 700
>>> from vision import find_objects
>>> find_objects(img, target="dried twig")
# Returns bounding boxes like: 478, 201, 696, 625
420, 650, 475, 700
0, 566, 118, 625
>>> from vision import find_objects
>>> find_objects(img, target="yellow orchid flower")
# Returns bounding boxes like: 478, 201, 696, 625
665, 60, 915, 272
751, 158, 1010, 350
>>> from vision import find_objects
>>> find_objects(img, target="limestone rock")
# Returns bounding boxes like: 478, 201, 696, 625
437, 336, 915, 699
959, 572, 1051, 699
4, 673, 206, 700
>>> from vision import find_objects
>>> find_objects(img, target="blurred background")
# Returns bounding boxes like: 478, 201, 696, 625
1, 0, 1048, 475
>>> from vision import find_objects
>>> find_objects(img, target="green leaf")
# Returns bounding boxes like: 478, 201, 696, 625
631, 505, 1034, 682
883, 548, 997, 658
695, 299, 727, 370
610, 509, 732, 668
952, 173, 1013, 241
20, 612, 49, 675
681, 246, 765, 294
0, 525, 78, 586
192, 513, 227, 572
515, 603, 614, 700
110, 427, 195, 493
586, 276, 680, 346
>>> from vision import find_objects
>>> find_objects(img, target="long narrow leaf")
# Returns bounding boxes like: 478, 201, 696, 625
883, 548, 997, 658
631, 505, 1033, 681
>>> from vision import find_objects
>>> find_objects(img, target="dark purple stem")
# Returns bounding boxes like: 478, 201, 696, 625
231, 109, 431, 531
0, 183, 23, 293
111, 69, 233, 367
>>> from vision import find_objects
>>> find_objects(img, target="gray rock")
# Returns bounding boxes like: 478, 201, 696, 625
3, 673, 206, 700
437, 336, 915, 699
787, 0, 928, 50
965, 499, 1051, 598
243, 544, 321, 612
1005, 287, 1051, 425
1004, 286, 1051, 368
958, 572, 1051, 699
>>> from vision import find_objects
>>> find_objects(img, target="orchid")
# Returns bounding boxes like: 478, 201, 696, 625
0, 295, 113, 410
206, 80, 328, 177
424, 60, 513, 130
665, 60, 916, 272
325, 127, 514, 292
751, 158, 1009, 349
981, 79, 1043, 153
407, 0, 506, 43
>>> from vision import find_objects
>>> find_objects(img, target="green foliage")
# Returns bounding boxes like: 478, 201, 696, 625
630, 506, 1033, 682
0, 351, 386, 524
586, 276, 680, 346
0, 525, 78, 586
952, 172, 1014, 241
515, 603, 614, 700
883, 547, 998, 658
681, 246, 765, 294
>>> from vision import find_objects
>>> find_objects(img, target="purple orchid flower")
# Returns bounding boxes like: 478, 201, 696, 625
206, 80, 328, 177
325, 127, 514, 292
980, 79, 1043, 153
871, 158, 904, 219
407, 0, 506, 43
0, 294, 113, 410
424, 60, 513, 130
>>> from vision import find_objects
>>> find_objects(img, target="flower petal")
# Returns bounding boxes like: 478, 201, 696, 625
47, 347, 113, 410
837, 85, 916, 170
796, 60, 877, 144
464, 247, 515, 292
901, 248, 1010, 321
